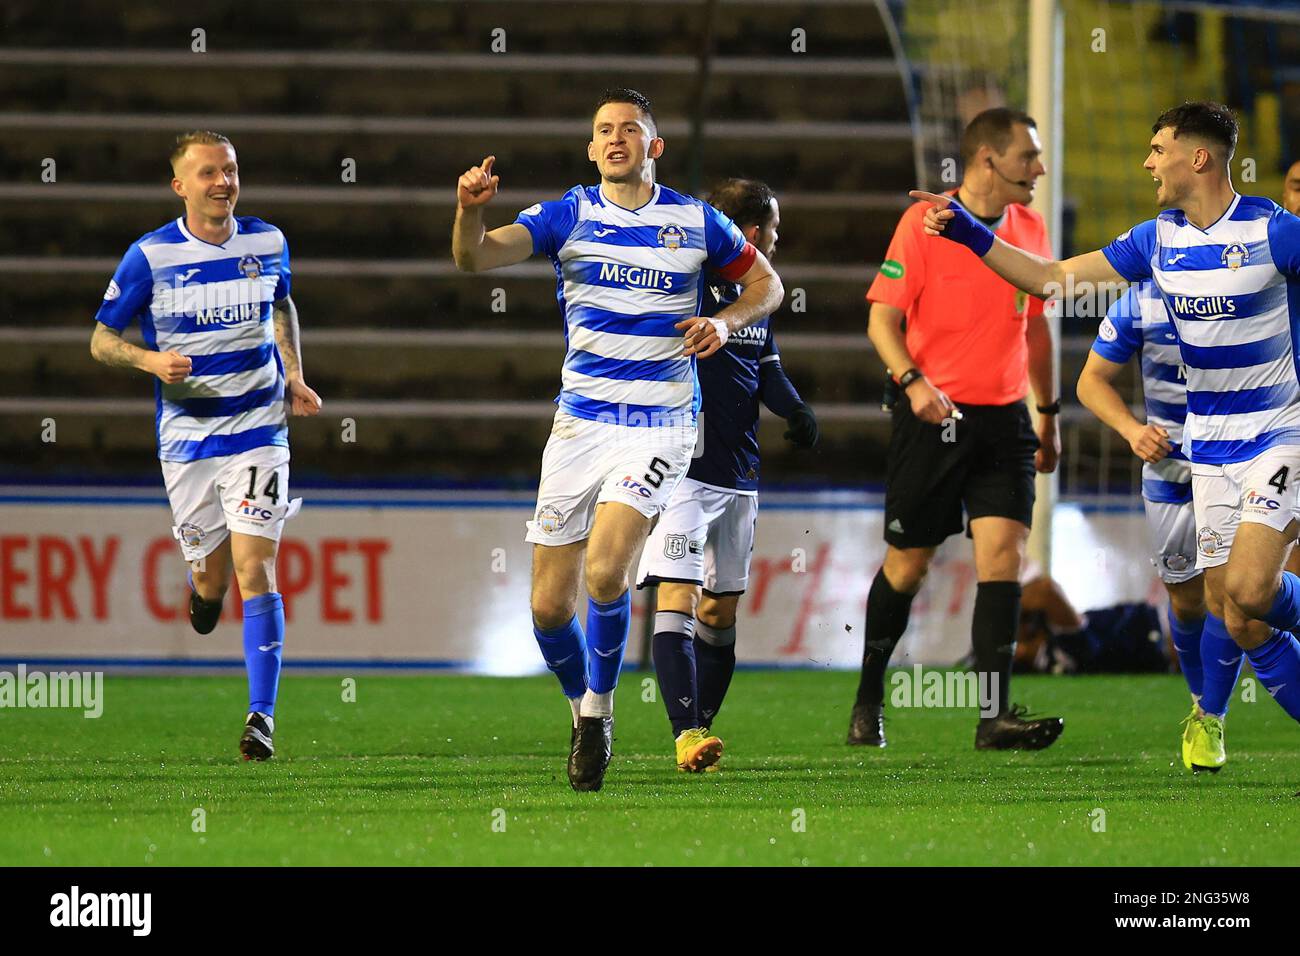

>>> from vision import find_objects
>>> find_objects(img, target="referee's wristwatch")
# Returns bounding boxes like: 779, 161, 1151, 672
897, 368, 925, 391
1036, 400, 1061, 415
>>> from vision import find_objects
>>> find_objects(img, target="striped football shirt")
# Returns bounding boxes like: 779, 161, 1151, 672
94, 216, 291, 463
515, 183, 756, 427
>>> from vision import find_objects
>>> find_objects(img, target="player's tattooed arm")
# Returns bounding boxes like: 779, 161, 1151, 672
273, 297, 322, 416
90, 322, 191, 383
1076, 350, 1170, 464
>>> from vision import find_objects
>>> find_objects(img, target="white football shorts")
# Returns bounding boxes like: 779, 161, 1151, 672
1143, 498, 1199, 584
636, 477, 759, 595
161, 444, 302, 562
525, 411, 696, 547
1192, 444, 1300, 570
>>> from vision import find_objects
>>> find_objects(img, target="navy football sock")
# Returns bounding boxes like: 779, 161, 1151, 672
651, 611, 698, 738
694, 621, 737, 728
854, 569, 916, 707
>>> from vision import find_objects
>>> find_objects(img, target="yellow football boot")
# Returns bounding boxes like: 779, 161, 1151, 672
675, 727, 723, 773
1189, 712, 1227, 774
1179, 703, 1200, 771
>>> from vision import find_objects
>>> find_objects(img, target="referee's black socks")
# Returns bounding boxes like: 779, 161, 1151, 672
854, 569, 917, 707
971, 580, 1019, 717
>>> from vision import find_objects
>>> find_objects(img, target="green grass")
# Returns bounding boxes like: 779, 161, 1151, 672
2, 672, 1299, 866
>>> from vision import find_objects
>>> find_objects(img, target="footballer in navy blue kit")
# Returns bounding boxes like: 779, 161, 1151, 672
916, 101, 1300, 774
451, 90, 784, 791
635, 179, 817, 772
89, 131, 323, 761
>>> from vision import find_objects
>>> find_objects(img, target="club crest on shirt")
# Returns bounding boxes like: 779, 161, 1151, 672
1221, 242, 1249, 271
238, 255, 262, 278
657, 224, 686, 251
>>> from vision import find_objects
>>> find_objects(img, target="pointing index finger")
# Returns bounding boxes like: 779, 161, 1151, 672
908, 189, 951, 207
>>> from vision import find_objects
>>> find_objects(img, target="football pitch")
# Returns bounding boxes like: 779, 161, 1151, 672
2, 672, 1298, 867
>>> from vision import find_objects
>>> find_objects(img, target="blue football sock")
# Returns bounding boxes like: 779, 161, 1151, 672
651, 611, 698, 737
1263, 572, 1300, 632
533, 616, 587, 699
242, 593, 284, 716
1167, 604, 1205, 699
585, 590, 631, 694
1246, 630, 1300, 723
1199, 613, 1243, 718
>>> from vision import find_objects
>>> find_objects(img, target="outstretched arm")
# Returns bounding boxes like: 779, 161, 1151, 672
272, 296, 322, 416
909, 190, 1124, 297
452, 155, 535, 272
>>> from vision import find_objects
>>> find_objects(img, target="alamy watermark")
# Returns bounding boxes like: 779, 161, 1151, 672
0, 664, 103, 718
889, 665, 999, 718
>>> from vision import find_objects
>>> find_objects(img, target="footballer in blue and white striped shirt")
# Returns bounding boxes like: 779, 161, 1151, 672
915, 102, 1300, 771
90, 130, 322, 761
452, 88, 783, 791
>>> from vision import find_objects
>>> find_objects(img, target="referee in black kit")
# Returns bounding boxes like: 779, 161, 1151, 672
847, 109, 1065, 750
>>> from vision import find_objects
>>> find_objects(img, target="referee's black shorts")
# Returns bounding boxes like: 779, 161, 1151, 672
883, 399, 1039, 550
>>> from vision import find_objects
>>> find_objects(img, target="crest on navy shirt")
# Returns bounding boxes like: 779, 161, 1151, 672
238, 254, 262, 278
657, 224, 686, 251
1220, 242, 1249, 271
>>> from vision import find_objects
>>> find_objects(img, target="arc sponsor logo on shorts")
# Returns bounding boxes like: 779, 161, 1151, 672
1243, 489, 1281, 512
618, 475, 653, 498
237, 499, 274, 521
535, 505, 566, 534
1197, 526, 1224, 557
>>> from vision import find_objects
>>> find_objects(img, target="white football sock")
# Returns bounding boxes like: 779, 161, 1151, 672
580, 689, 614, 719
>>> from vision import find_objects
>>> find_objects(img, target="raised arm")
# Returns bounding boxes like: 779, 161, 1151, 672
908, 190, 1125, 297
452, 155, 535, 272
90, 321, 190, 383
680, 250, 784, 359
1076, 350, 1169, 464
272, 296, 322, 416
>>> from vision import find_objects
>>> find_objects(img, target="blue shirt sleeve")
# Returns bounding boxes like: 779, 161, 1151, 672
275, 234, 292, 300
760, 326, 779, 361
1090, 286, 1144, 364
702, 202, 746, 271
515, 191, 579, 258
1268, 206, 1300, 277
93, 243, 154, 331
1100, 219, 1157, 282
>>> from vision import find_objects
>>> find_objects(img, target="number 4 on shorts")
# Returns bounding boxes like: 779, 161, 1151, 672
1270, 466, 1289, 495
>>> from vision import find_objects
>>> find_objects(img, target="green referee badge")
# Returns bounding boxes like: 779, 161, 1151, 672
881, 259, 905, 280
1015, 290, 1028, 314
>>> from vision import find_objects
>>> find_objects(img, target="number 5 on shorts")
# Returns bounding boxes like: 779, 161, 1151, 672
644, 457, 670, 489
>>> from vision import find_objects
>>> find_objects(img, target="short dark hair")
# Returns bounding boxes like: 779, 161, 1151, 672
1152, 101, 1238, 161
706, 178, 776, 230
593, 88, 656, 132
960, 108, 1037, 165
